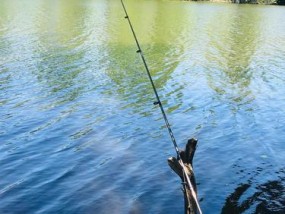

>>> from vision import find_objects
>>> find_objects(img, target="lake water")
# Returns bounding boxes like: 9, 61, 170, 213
1, 0, 285, 213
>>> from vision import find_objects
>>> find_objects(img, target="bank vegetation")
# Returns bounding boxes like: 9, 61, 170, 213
189, 0, 285, 5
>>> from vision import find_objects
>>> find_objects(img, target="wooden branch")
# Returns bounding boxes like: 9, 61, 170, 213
167, 138, 199, 214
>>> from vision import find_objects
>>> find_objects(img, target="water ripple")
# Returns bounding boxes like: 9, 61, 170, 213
1, 1, 285, 214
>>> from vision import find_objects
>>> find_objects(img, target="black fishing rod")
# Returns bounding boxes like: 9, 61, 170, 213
120, 1, 202, 213
120, 0, 180, 158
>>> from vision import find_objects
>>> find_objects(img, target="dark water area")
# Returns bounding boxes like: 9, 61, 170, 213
1, 0, 285, 213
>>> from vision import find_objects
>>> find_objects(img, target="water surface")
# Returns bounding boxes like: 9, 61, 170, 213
1, 0, 285, 213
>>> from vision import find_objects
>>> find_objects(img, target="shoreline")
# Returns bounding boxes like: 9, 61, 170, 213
185, 0, 284, 5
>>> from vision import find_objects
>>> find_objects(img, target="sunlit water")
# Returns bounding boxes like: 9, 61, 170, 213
1, 0, 285, 213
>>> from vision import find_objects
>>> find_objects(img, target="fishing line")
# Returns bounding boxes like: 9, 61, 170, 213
120, 1, 202, 213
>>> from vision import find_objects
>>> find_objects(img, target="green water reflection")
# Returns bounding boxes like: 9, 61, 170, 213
205, 5, 262, 111
0, 0, 272, 110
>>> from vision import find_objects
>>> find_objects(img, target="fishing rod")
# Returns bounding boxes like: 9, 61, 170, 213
120, 1, 202, 213
120, 0, 179, 158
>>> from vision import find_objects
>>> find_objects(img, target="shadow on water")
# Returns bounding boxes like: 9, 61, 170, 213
222, 167, 285, 213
